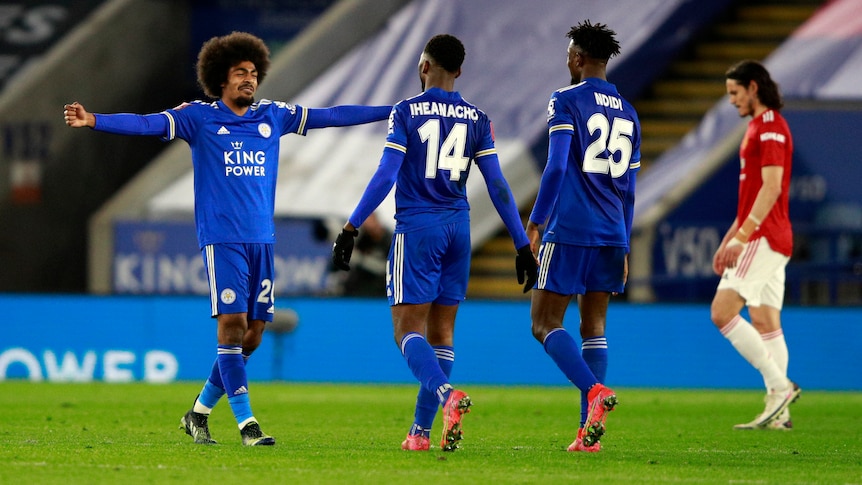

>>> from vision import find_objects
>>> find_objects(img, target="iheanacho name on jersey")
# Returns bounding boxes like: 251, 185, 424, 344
408, 101, 479, 120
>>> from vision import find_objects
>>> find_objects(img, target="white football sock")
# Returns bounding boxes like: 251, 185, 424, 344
761, 329, 789, 375
720, 315, 789, 392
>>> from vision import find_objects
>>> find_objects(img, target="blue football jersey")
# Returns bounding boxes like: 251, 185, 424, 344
541, 78, 641, 247
162, 99, 308, 247
385, 87, 496, 231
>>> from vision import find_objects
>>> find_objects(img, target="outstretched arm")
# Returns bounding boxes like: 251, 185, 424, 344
63, 102, 168, 136
305, 105, 391, 129
64, 102, 95, 128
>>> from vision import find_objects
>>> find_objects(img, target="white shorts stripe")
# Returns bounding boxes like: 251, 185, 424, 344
537, 242, 555, 289
392, 233, 404, 304
736, 238, 760, 278
205, 244, 218, 317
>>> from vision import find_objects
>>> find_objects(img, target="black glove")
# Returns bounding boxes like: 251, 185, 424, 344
515, 244, 538, 293
332, 228, 359, 271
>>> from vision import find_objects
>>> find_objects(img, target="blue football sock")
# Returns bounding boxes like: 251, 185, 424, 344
196, 352, 251, 412
543, 328, 597, 392
580, 336, 608, 427
400, 333, 452, 406
412, 345, 454, 434
196, 360, 226, 411
409, 423, 429, 438
217, 345, 254, 426
197, 379, 224, 412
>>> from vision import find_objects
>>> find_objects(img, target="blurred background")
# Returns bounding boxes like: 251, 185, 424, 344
2, 0, 860, 303
0, 0, 862, 305
1, 0, 859, 387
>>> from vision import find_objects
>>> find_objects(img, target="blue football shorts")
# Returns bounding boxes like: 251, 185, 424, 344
536, 242, 626, 295
202, 243, 275, 321
387, 221, 471, 306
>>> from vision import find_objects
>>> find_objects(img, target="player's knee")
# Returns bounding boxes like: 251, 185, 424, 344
217, 315, 246, 345
530, 321, 554, 344
709, 305, 733, 328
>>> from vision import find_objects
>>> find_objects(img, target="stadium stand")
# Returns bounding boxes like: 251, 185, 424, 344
631, 0, 862, 304
0, 0, 189, 291
477, 0, 828, 299
634, 0, 824, 168
0, 1, 103, 92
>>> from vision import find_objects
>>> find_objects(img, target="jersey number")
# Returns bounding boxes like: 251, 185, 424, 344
418, 119, 470, 181
256, 278, 273, 304
583, 113, 634, 179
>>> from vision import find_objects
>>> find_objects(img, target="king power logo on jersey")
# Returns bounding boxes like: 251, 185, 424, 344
224, 140, 266, 176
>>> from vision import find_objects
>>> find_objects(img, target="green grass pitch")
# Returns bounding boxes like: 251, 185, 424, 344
1, 382, 860, 484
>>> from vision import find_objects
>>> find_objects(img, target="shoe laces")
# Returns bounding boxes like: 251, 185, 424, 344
243, 423, 263, 438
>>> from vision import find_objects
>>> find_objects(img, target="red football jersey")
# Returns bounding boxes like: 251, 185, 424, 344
737, 109, 794, 256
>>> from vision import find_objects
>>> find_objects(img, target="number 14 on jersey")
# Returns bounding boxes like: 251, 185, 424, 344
419, 119, 470, 181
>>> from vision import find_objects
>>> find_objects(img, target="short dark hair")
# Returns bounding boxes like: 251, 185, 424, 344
725, 60, 783, 110
423, 34, 465, 73
196, 31, 271, 99
567, 20, 620, 61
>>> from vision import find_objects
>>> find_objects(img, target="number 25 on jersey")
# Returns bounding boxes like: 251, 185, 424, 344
583, 113, 633, 179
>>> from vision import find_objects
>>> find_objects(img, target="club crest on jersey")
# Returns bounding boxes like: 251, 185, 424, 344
220, 288, 237, 304
258, 123, 272, 138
